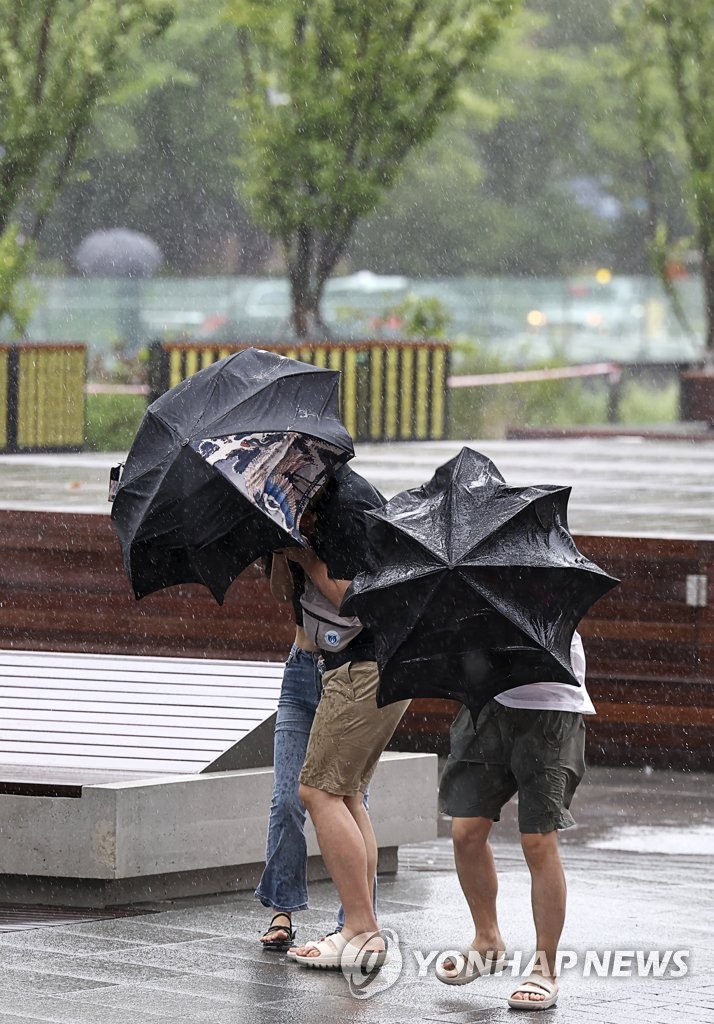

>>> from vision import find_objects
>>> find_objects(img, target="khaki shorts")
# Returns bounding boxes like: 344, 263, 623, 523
300, 660, 410, 797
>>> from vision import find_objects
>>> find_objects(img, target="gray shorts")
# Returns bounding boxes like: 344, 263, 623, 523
439, 701, 586, 833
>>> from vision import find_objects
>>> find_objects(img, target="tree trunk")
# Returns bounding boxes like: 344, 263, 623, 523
291, 294, 329, 339
702, 244, 714, 371
285, 226, 337, 339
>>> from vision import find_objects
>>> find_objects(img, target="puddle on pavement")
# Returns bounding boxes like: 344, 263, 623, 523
588, 824, 714, 855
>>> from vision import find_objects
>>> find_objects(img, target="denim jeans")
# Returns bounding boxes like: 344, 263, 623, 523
255, 646, 322, 913
255, 646, 375, 922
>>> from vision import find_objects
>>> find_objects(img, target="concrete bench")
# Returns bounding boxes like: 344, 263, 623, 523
0, 650, 438, 906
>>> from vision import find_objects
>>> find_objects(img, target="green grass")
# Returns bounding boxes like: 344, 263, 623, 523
447, 340, 680, 438
82, 364, 682, 451
84, 393, 146, 452
449, 377, 680, 439
618, 379, 678, 423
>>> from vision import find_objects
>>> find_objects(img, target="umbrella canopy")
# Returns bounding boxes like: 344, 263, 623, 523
343, 447, 619, 715
111, 348, 354, 602
74, 228, 163, 279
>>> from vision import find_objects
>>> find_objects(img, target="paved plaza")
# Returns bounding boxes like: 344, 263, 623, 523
0, 438, 712, 1020
1, 435, 713, 538
0, 766, 711, 1023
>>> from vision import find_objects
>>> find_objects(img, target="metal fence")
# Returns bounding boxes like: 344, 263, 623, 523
149, 340, 450, 443
4, 274, 707, 370
0, 344, 85, 453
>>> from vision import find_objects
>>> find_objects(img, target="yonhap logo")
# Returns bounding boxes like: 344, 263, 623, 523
341, 929, 402, 999
324, 630, 341, 647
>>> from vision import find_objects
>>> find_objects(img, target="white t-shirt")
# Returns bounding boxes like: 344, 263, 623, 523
494, 632, 595, 715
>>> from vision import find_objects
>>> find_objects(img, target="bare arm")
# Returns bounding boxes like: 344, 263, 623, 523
269, 552, 295, 603
283, 547, 350, 608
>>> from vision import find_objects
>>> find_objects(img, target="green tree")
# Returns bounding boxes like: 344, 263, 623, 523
636, 1, 714, 364
0, 0, 174, 333
351, 0, 654, 277
42, 0, 260, 275
612, 2, 693, 330
228, 0, 517, 337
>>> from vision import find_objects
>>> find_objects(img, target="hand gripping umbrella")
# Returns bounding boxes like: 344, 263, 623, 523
342, 447, 619, 715
111, 348, 354, 602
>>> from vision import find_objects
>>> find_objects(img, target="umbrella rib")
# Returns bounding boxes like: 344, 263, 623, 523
353, 563, 443, 597
371, 572, 446, 664
456, 570, 550, 650
458, 487, 571, 562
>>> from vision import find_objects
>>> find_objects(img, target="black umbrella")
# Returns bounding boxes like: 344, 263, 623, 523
343, 447, 619, 715
111, 348, 354, 602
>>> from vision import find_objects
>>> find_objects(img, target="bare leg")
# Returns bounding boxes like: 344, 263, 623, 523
295, 784, 381, 956
344, 792, 379, 903
443, 816, 506, 970
510, 831, 565, 1003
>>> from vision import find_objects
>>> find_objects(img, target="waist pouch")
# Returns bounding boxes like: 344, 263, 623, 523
300, 579, 363, 652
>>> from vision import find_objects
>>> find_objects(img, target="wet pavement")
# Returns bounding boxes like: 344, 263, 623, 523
352, 437, 714, 540
0, 765, 711, 1023
1, 436, 713, 538
1, 438, 712, 1019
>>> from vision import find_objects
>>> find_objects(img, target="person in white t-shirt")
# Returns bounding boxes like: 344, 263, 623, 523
435, 632, 592, 1011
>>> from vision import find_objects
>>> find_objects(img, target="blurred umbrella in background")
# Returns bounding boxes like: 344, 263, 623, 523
74, 228, 163, 279
74, 228, 163, 350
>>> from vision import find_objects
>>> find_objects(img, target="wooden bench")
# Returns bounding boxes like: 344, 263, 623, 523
0, 648, 438, 906
0, 510, 294, 661
0, 650, 287, 788
1, 510, 712, 769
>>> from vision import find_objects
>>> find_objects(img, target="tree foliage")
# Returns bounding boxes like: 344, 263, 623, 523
646, 0, 714, 360
26, 0, 700, 300
617, 0, 714, 360
352, 4, 623, 276
612, 1, 693, 332
0, 0, 174, 332
41, 0, 259, 275
227, 0, 517, 336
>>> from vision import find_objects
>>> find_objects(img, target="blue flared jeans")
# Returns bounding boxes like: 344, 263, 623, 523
255, 645, 324, 913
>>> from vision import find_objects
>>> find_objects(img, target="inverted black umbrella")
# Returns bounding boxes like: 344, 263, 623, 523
343, 447, 619, 715
111, 348, 354, 602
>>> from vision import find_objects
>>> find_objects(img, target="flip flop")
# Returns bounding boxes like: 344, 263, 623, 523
508, 973, 559, 1010
341, 934, 390, 973
260, 913, 296, 952
436, 949, 506, 986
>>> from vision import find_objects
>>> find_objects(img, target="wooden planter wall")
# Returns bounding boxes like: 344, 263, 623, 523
1, 511, 712, 770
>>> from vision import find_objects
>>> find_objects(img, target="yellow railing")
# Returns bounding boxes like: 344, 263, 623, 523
0, 344, 86, 452
150, 340, 451, 442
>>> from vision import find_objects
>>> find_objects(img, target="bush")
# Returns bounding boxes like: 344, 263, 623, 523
448, 339, 679, 438
84, 393, 146, 452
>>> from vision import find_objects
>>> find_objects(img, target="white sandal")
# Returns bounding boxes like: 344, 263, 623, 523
293, 931, 389, 971
293, 932, 348, 969
287, 929, 339, 961
436, 949, 506, 986
508, 973, 559, 1010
